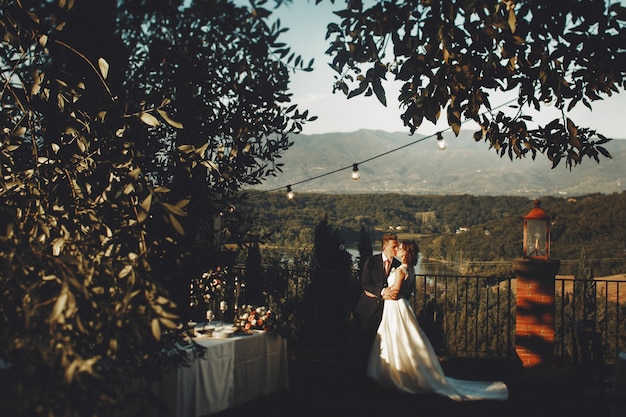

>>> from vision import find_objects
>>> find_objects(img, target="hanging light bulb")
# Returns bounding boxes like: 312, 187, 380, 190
436, 132, 447, 150
351, 163, 361, 180
286, 185, 295, 200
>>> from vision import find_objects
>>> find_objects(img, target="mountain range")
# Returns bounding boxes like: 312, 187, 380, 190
250, 129, 626, 197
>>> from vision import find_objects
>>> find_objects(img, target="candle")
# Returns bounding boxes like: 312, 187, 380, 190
220, 301, 227, 311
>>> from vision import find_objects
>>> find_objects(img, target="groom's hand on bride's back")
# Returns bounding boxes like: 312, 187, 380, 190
383, 287, 399, 300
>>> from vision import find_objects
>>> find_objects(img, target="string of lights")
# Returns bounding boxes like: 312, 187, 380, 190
262, 130, 442, 199
281, 131, 439, 198
251, 96, 520, 199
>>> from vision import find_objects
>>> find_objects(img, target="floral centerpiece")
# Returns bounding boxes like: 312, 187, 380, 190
234, 305, 272, 334
189, 267, 227, 315
205, 270, 226, 304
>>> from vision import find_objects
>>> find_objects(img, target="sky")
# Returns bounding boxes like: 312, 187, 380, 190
247, 1, 626, 139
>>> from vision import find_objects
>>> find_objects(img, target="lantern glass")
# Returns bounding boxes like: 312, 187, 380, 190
524, 218, 549, 259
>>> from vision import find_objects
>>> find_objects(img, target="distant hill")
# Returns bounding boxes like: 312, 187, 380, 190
251, 130, 626, 197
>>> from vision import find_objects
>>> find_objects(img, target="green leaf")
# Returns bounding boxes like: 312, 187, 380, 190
98, 58, 109, 80
151, 318, 161, 341
158, 317, 179, 329
163, 202, 187, 216
137, 209, 148, 223
119, 264, 133, 279
169, 213, 185, 235
52, 237, 65, 256
372, 78, 387, 106
139, 112, 160, 127
50, 289, 68, 323
157, 109, 183, 129
567, 118, 581, 149
140, 194, 152, 211
597, 146, 612, 159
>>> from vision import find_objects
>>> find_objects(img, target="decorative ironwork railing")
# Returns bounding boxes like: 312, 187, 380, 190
198, 266, 625, 365
409, 274, 625, 364
554, 276, 625, 365
408, 273, 516, 359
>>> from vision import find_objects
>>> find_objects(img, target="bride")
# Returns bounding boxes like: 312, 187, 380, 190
366, 240, 509, 401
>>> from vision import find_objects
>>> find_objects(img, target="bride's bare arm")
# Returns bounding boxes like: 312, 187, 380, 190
390, 267, 406, 293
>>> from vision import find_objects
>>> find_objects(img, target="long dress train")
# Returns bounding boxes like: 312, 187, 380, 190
366, 267, 509, 401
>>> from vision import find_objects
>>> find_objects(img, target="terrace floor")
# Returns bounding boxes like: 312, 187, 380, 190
213, 345, 621, 417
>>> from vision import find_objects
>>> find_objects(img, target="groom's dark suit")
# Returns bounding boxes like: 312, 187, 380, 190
354, 253, 401, 371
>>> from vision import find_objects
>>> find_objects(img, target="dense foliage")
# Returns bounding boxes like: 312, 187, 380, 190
0, 1, 313, 416
323, 0, 625, 168
239, 191, 626, 276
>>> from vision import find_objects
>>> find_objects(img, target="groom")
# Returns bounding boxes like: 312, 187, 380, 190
354, 233, 401, 373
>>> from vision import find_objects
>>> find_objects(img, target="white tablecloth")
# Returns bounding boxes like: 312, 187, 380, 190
152, 330, 289, 417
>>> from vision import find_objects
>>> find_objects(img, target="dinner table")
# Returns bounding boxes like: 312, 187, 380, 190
148, 326, 289, 417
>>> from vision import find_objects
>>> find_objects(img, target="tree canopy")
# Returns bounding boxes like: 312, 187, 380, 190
241, 191, 626, 276
323, 0, 626, 168
0, 0, 314, 415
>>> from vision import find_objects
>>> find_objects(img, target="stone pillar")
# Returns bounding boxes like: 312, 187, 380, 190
513, 258, 560, 368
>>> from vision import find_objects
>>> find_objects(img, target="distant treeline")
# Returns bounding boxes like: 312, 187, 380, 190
239, 192, 626, 276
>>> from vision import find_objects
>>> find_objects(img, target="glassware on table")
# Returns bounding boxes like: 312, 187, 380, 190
205, 309, 215, 328
219, 301, 227, 328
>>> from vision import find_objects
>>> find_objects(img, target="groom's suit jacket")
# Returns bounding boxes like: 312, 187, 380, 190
355, 253, 401, 334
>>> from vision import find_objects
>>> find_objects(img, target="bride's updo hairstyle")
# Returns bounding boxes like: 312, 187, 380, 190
400, 240, 419, 267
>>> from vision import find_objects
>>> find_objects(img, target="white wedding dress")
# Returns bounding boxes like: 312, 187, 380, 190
366, 266, 509, 401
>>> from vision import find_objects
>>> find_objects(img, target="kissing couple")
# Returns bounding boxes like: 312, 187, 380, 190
355, 233, 509, 401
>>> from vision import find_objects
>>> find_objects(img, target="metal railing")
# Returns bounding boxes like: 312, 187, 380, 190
213, 266, 626, 365
408, 273, 516, 359
407, 274, 625, 364
554, 276, 626, 365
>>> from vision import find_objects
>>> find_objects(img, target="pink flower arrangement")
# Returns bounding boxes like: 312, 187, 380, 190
235, 305, 272, 332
